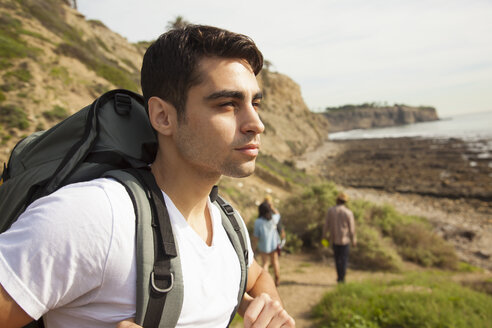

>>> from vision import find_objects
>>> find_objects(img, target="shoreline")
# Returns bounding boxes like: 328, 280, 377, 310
296, 136, 492, 270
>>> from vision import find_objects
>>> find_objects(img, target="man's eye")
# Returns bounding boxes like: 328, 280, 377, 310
220, 102, 235, 108
253, 102, 261, 109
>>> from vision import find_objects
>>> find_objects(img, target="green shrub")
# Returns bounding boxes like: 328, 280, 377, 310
94, 62, 139, 91
0, 90, 6, 102
350, 224, 402, 271
49, 66, 72, 84
56, 42, 139, 91
256, 154, 318, 186
0, 13, 42, 59
313, 273, 492, 328
350, 200, 458, 269
281, 183, 338, 248
282, 231, 303, 254
0, 104, 29, 129
392, 222, 458, 269
5, 67, 32, 82
43, 105, 68, 121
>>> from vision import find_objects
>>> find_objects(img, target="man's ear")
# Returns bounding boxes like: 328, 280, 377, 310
147, 97, 177, 136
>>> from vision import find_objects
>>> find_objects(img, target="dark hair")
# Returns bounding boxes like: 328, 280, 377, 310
258, 202, 273, 221
141, 25, 263, 120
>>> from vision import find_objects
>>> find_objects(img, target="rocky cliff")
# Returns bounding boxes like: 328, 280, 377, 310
0, 0, 327, 165
323, 105, 439, 132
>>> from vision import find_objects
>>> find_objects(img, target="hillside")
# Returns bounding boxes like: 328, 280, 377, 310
323, 104, 439, 132
0, 0, 327, 167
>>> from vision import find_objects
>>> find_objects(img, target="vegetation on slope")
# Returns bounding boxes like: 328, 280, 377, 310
325, 102, 436, 112
281, 183, 458, 271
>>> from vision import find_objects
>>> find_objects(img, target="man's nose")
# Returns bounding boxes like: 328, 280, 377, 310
240, 104, 265, 135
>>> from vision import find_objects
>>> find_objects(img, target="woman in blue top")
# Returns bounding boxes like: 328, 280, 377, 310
253, 202, 282, 286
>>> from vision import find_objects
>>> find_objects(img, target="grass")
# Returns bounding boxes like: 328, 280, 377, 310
43, 105, 68, 121
4, 67, 32, 82
49, 66, 72, 84
312, 272, 492, 328
12, 0, 140, 91
0, 14, 43, 60
0, 104, 29, 129
256, 153, 318, 186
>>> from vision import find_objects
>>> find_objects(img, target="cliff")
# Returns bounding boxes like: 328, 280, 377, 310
0, 0, 327, 165
322, 105, 439, 132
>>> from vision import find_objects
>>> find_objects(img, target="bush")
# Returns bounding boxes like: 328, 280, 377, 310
392, 222, 458, 269
4, 67, 32, 83
0, 13, 42, 59
43, 105, 68, 121
313, 273, 492, 328
0, 90, 6, 102
281, 183, 338, 248
351, 200, 458, 270
0, 104, 29, 129
350, 224, 402, 271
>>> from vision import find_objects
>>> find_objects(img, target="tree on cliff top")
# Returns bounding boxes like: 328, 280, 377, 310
167, 16, 190, 30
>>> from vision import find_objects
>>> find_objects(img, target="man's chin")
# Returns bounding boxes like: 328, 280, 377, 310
222, 161, 256, 178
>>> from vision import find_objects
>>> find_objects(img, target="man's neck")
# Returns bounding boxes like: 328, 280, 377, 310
150, 150, 219, 221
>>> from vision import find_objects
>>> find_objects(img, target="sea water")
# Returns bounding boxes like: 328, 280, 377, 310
328, 110, 492, 141
328, 110, 492, 150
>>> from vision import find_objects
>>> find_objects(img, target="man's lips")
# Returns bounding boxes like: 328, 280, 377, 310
235, 144, 260, 157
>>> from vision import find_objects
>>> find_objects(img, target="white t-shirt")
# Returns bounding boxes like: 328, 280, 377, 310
0, 178, 253, 328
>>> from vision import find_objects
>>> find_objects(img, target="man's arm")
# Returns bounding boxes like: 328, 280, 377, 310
238, 260, 295, 327
348, 210, 357, 247
0, 285, 33, 328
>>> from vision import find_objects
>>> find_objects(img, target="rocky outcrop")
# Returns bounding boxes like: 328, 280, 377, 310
323, 106, 439, 132
255, 70, 329, 161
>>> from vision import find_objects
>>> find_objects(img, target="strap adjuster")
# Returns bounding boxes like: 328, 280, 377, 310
114, 93, 132, 116
222, 203, 235, 216
151, 271, 174, 293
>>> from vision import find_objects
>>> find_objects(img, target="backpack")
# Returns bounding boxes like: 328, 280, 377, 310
0, 89, 249, 328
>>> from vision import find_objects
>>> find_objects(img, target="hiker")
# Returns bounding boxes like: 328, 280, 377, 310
262, 195, 286, 254
253, 202, 282, 286
0, 25, 295, 327
322, 192, 357, 283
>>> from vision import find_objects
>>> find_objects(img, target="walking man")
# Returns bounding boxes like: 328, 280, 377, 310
0, 25, 295, 327
322, 192, 357, 283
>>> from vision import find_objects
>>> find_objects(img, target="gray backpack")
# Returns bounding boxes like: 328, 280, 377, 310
0, 89, 249, 328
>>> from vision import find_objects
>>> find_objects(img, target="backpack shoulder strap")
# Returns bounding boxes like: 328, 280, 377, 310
104, 169, 183, 328
213, 191, 249, 325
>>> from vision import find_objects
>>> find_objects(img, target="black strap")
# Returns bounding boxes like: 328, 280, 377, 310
129, 168, 177, 328
215, 194, 249, 267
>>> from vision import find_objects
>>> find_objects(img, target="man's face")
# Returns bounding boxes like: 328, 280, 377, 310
174, 56, 264, 178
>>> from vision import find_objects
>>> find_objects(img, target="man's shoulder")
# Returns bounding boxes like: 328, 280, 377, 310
28, 178, 132, 215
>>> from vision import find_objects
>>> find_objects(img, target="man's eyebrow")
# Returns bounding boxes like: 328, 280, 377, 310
205, 90, 245, 101
204, 90, 263, 101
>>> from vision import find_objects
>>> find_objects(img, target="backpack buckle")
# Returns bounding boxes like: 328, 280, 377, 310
114, 93, 132, 116
222, 203, 235, 217
151, 271, 174, 294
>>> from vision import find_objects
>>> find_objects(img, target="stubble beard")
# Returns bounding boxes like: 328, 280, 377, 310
175, 126, 258, 180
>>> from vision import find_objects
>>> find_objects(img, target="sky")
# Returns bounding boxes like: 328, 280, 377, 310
77, 0, 492, 117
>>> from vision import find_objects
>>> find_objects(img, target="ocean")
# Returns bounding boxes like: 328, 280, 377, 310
328, 110, 492, 141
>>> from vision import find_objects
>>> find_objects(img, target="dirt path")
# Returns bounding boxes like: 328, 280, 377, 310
273, 253, 402, 327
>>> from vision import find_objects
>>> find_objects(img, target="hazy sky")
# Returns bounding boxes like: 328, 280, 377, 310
77, 0, 492, 117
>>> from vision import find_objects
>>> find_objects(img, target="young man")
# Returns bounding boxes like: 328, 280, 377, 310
0, 25, 295, 327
